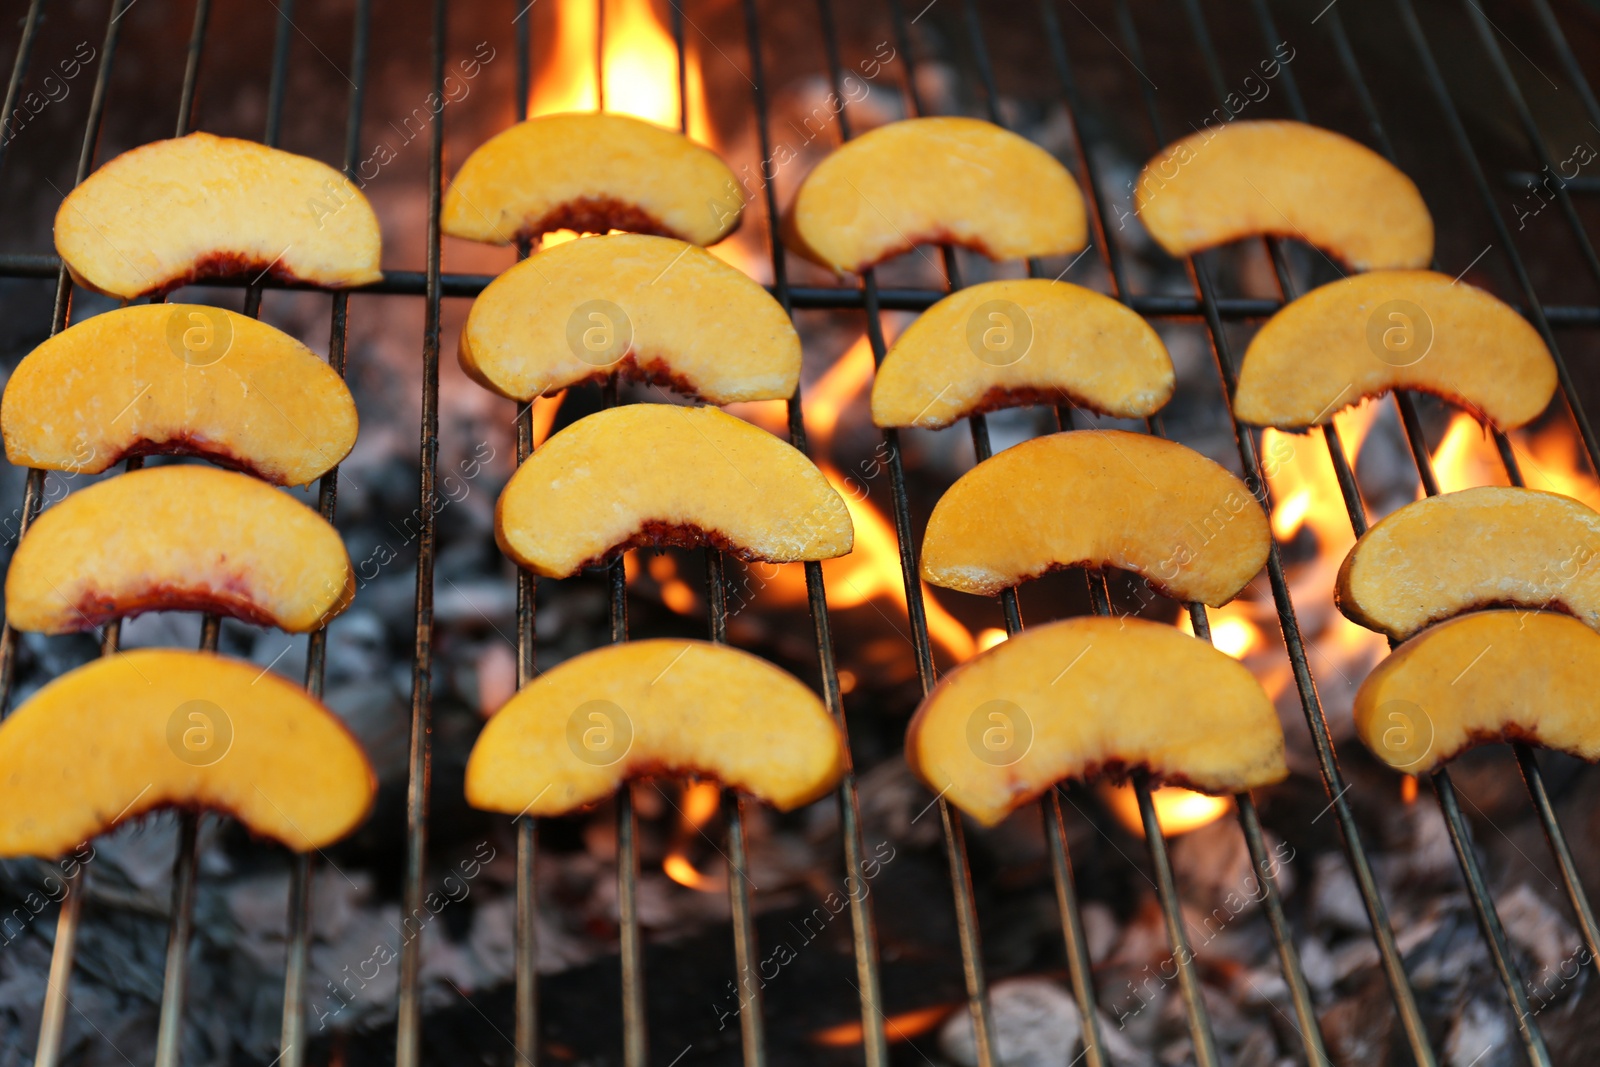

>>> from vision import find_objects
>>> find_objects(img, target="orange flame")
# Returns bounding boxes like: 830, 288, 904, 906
806, 335, 878, 455
663, 780, 723, 892
1430, 413, 1504, 494
811, 1004, 952, 1047
646, 553, 698, 615
1101, 783, 1232, 837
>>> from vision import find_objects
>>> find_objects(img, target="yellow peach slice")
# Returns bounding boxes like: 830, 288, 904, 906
920, 430, 1268, 605
6, 465, 352, 634
55, 132, 382, 299
460, 233, 798, 403
2, 304, 357, 486
1234, 271, 1554, 430
871, 279, 1173, 429
0, 649, 375, 857
1339, 487, 1600, 640
466, 639, 845, 815
1135, 120, 1433, 271
442, 113, 743, 247
786, 117, 1087, 273
496, 404, 852, 578
907, 617, 1285, 827
1354, 610, 1600, 773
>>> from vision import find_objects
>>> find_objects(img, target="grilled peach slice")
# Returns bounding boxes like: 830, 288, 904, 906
2, 304, 356, 486
786, 117, 1086, 273
55, 132, 382, 299
1135, 121, 1432, 271
7, 465, 352, 634
443, 113, 743, 247
1339, 487, 1600, 641
461, 234, 798, 403
0, 649, 374, 857
1234, 271, 1554, 430
920, 430, 1268, 605
467, 639, 845, 815
497, 404, 852, 578
1354, 610, 1600, 773
907, 617, 1285, 827
871, 279, 1173, 429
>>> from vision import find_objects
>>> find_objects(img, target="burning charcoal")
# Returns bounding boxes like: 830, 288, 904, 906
938, 976, 1081, 1067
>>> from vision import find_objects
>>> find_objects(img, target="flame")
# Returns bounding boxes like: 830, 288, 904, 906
976, 628, 1007, 652
1101, 783, 1232, 837
1515, 420, 1600, 508
663, 781, 723, 892
531, 0, 710, 140
811, 1005, 952, 1047
646, 553, 697, 615
806, 335, 878, 454
529, 390, 568, 447
1401, 774, 1418, 805
1177, 606, 1262, 660
1430, 413, 1504, 494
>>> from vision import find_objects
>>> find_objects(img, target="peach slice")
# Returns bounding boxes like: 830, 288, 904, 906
497, 404, 852, 578
1234, 271, 1554, 430
2, 304, 357, 486
920, 430, 1269, 605
1354, 610, 1600, 773
466, 639, 845, 816
785, 117, 1087, 273
7, 465, 352, 634
871, 279, 1173, 429
1338, 487, 1600, 640
907, 617, 1285, 827
461, 233, 799, 403
0, 649, 375, 857
1135, 120, 1433, 271
442, 113, 743, 247
55, 132, 382, 299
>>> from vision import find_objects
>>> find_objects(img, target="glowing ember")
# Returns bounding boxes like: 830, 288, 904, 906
1101, 783, 1232, 837
810, 1004, 952, 1047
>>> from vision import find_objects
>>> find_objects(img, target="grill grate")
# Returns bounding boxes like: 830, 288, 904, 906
5, 0, 1600, 1065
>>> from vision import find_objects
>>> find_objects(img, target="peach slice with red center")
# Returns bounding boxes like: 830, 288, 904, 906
1338, 487, 1600, 641
55, 132, 382, 299
442, 113, 744, 247
460, 233, 799, 403
907, 617, 1286, 827
785, 117, 1087, 273
1135, 120, 1433, 271
0, 649, 375, 857
871, 279, 1174, 429
6, 465, 352, 634
1234, 271, 1554, 430
920, 430, 1269, 605
2, 304, 357, 487
1354, 610, 1600, 773
496, 404, 853, 578
466, 639, 845, 816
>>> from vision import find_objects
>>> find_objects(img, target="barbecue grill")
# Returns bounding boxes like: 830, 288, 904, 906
4, 0, 1600, 1064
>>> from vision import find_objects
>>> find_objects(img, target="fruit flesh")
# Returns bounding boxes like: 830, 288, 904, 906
871, 279, 1173, 429
460, 234, 799, 403
787, 117, 1087, 273
0, 649, 375, 857
1338, 487, 1600, 640
496, 404, 853, 578
920, 430, 1269, 606
1354, 610, 1600, 773
2, 304, 357, 486
6, 465, 353, 634
466, 639, 846, 816
907, 617, 1286, 827
55, 132, 382, 299
442, 113, 743, 247
1234, 271, 1554, 430
1135, 120, 1433, 271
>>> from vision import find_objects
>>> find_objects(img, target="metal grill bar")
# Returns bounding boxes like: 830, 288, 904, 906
811, 4, 1003, 1063
736, 3, 892, 1063
394, 1, 445, 1062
